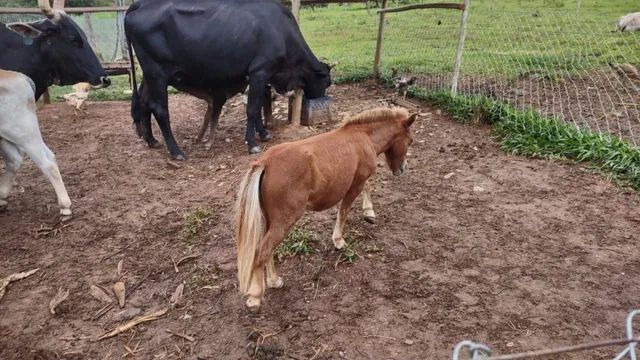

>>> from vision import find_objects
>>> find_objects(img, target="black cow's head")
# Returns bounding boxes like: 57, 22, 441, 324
6, 0, 109, 89
303, 61, 333, 99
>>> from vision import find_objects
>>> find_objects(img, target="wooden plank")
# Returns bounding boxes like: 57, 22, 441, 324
291, 89, 303, 126
373, 0, 388, 80
377, 3, 464, 14
0, 6, 128, 14
450, 0, 470, 95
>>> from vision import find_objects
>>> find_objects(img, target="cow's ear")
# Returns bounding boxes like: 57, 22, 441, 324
6, 22, 43, 38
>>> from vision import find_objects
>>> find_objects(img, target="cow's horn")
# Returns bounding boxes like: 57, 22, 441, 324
38, 0, 61, 22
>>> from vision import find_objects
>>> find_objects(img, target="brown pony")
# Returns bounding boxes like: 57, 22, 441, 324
235, 107, 416, 310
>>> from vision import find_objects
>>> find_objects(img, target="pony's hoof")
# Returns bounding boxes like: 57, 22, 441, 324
171, 153, 187, 161
267, 277, 284, 289
260, 133, 272, 142
333, 238, 346, 249
0, 200, 7, 212
204, 143, 213, 151
248, 146, 262, 154
60, 208, 73, 221
246, 297, 262, 312
364, 215, 376, 224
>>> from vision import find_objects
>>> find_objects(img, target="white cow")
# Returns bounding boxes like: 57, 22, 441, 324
0, 69, 71, 217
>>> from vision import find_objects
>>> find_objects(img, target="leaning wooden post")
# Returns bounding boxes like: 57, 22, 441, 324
450, 0, 470, 96
290, 0, 303, 126
373, 0, 388, 80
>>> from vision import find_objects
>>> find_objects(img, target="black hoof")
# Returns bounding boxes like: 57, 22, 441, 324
171, 153, 187, 161
364, 215, 376, 224
147, 139, 162, 149
249, 146, 262, 154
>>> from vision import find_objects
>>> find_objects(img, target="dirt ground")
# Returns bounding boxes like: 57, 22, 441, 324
1, 82, 639, 360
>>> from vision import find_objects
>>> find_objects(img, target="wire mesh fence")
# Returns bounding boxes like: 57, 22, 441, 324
0, 10, 128, 63
378, 5, 640, 146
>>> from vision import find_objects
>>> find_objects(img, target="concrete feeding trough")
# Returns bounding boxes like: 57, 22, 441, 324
288, 96, 332, 126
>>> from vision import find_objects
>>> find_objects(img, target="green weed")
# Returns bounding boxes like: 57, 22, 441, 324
275, 227, 316, 260
181, 207, 218, 245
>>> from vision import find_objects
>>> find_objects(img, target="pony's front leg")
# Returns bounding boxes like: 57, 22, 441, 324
266, 256, 283, 288
362, 180, 376, 224
332, 183, 365, 249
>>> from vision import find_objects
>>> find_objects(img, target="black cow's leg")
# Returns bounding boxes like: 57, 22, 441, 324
246, 75, 268, 153
260, 85, 273, 141
204, 95, 226, 151
136, 83, 161, 148
146, 80, 186, 160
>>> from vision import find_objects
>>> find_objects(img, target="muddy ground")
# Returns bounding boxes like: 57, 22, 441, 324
1, 82, 639, 360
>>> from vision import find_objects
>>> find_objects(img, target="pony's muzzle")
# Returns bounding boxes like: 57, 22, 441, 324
393, 160, 407, 176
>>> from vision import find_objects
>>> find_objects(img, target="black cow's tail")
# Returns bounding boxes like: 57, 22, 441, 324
127, 38, 138, 101
126, 37, 143, 137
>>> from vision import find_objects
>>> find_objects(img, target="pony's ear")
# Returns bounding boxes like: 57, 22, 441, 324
405, 113, 417, 127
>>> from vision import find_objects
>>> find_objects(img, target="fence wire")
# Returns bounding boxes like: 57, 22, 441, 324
452, 309, 640, 360
380, 7, 640, 146
0, 11, 128, 63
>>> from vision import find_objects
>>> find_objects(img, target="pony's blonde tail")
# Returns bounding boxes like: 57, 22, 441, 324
234, 165, 265, 294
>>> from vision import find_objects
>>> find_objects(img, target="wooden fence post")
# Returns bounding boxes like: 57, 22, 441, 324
373, 0, 388, 80
290, 0, 303, 126
450, 0, 470, 96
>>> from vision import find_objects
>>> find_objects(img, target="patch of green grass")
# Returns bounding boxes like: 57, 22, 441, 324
181, 207, 218, 245
336, 244, 359, 265
414, 88, 640, 191
276, 226, 316, 261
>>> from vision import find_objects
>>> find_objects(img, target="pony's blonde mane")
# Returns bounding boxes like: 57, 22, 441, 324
340, 107, 409, 127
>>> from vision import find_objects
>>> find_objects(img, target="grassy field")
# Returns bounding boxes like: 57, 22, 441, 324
48, 0, 639, 100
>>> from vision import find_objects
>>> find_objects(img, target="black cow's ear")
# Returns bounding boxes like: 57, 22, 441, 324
6, 22, 42, 38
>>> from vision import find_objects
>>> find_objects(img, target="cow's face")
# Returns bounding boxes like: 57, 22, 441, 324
7, 14, 109, 89
304, 62, 332, 99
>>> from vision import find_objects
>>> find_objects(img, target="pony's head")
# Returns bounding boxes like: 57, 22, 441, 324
384, 113, 416, 176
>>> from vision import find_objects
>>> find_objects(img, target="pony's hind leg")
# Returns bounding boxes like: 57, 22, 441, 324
332, 182, 366, 249
0, 139, 24, 210
266, 255, 283, 288
362, 180, 376, 224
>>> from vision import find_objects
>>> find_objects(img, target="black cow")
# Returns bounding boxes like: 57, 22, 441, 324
0, 0, 110, 100
125, 0, 332, 159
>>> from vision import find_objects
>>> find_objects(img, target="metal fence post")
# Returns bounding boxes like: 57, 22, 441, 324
451, 0, 470, 96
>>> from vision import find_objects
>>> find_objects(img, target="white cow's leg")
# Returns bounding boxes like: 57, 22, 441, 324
0, 139, 24, 209
20, 137, 72, 217
362, 180, 376, 223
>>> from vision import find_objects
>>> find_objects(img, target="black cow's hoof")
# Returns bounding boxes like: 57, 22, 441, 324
249, 146, 262, 154
260, 133, 272, 142
147, 139, 162, 149
172, 153, 187, 161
